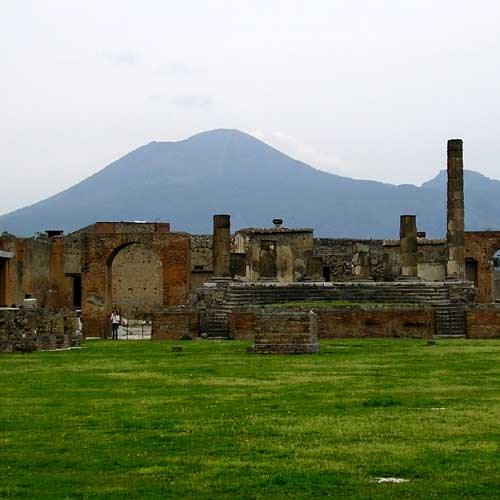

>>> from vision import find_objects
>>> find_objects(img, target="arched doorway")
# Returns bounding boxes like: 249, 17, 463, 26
493, 250, 500, 302
108, 243, 163, 338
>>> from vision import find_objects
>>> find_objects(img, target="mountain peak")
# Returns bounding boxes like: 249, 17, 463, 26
1, 130, 500, 237
422, 169, 500, 191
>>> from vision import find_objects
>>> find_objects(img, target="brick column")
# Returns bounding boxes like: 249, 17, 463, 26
400, 215, 418, 278
447, 139, 466, 279
212, 214, 231, 277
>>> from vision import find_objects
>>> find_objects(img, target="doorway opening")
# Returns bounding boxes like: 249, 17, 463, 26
107, 243, 163, 339
323, 266, 331, 282
260, 240, 277, 278
465, 258, 478, 287
72, 274, 82, 308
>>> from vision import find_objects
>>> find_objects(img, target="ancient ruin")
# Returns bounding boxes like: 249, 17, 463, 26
2, 139, 500, 350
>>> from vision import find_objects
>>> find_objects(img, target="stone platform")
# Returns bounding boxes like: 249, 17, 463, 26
250, 311, 319, 354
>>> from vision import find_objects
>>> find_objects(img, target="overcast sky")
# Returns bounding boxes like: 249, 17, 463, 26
1, 0, 500, 215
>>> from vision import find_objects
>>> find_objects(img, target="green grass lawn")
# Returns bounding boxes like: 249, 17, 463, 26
1, 340, 499, 499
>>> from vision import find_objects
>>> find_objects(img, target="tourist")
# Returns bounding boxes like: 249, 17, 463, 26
110, 310, 120, 340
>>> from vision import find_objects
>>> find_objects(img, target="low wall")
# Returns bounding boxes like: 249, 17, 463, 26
0, 308, 80, 353
228, 306, 435, 340
151, 308, 199, 340
466, 305, 500, 338
251, 311, 319, 354
316, 307, 434, 339
228, 310, 256, 340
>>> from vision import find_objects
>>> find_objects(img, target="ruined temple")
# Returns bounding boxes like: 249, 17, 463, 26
2, 139, 500, 350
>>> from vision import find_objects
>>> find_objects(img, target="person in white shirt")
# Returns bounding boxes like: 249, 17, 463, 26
110, 310, 121, 340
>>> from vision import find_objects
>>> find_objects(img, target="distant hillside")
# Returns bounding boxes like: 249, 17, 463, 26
1, 129, 499, 238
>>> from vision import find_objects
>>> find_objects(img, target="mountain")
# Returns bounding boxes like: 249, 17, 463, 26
1, 129, 499, 238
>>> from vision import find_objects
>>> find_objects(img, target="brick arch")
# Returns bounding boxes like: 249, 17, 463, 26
106, 242, 164, 317
80, 223, 190, 337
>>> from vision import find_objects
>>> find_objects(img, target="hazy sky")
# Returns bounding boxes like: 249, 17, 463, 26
2, 0, 500, 215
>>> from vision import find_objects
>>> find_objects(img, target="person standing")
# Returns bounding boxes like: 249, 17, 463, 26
110, 310, 121, 340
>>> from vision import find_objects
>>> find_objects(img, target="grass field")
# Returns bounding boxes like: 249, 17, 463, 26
1, 339, 499, 499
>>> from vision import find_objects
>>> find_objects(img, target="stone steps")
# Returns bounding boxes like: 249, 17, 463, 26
434, 303, 467, 337
223, 283, 451, 308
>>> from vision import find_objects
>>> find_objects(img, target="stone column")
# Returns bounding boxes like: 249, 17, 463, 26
446, 139, 466, 280
400, 215, 418, 278
212, 214, 231, 278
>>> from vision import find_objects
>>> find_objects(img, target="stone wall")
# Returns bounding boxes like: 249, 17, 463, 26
466, 305, 500, 338
314, 238, 384, 280
151, 308, 199, 340
383, 239, 447, 281
0, 308, 80, 353
234, 228, 314, 282
190, 235, 215, 290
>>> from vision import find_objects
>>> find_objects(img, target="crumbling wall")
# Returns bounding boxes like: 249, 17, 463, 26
383, 239, 447, 281
0, 234, 53, 307
0, 308, 80, 353
63, 233, 83, 275
313, 239, 384, 280
190, 235, 214, 290
465, 232, 500, 303
235, 229, 314, 282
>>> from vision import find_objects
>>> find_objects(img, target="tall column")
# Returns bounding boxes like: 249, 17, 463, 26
212, 214, 231, 278
446, 139, 466, 280
400, 215, 418, 278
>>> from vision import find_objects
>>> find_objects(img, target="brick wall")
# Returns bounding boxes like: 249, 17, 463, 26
0, 235, 53, 307
111, 243, 163, 316
151, 308, 199, 340
0, 308, 80, 353
80, 225, 190, 338
251, 311, 319, 354
466, 306, 500, 338
228, 309, 256, 340
316, 307, 434, 339
228, 306, 435, 340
